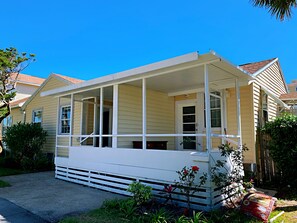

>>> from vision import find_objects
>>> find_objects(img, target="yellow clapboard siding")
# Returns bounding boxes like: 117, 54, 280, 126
118, 84, 175, 149
227, 85, 255, 163
255, 62, 287, 97
10, 107, 24, 124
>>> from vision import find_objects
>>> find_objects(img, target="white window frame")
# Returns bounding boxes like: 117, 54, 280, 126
59, 105, 71, 134
203, 91, 222, 130
32, 109, 43, 124
262, 91, 269, 124
209, 92, 222, 129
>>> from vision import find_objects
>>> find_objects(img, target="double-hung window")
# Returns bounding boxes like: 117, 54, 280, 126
60, 106, 71, 134
210, 92, 221, 128
204, 91, 222, 128
32, 110, 42, 124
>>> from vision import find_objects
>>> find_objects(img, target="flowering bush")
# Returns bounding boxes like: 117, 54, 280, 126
127, 181, 152, 206
210, 143, 248, 207
175, 166, 207, 210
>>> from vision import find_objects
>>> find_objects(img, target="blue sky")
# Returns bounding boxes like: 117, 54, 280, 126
1, 0, 297, 83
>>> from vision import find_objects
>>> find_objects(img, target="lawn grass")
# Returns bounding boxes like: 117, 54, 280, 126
0, 167, 24, 177
269, 200, 297, 223
0, 180, 10, 188
60, 206, 125, 223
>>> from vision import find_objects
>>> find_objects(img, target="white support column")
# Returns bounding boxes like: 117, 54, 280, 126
99, 88, 104, 148
204, 64, 212, 152
93, 96, 98, 147
55, 97, 61, 158
142, 78, 147, 150
197, 92, 204, 151
69, 94, 74, 147
112, 84, 118, 148
221, 90, 227, 144
235, 79, 242, 149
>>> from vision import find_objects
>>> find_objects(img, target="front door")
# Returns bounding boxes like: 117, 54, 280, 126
176, 101, 197, 150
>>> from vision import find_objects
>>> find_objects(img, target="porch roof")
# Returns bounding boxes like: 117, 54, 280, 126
41, 51, 254, 97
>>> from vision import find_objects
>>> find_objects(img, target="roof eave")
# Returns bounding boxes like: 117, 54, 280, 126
41, 51, 254, 97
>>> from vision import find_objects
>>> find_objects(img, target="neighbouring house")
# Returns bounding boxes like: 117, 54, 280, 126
287, 80, 297, 92
20, 73, 83, 156
0, 73, 45, 138
280, 80, 297, 115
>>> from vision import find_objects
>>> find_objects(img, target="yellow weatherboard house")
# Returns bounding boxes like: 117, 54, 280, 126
40, 51, 288, 210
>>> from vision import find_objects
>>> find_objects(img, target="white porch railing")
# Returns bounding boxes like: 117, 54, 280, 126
79, 132, 94, 144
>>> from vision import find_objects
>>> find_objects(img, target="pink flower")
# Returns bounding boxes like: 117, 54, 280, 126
164, 185, 173, 193
192, 166, 199, 172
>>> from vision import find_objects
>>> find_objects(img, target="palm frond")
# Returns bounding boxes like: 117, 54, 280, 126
252, 0, 297, 20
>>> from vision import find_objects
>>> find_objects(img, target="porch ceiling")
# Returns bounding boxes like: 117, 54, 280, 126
41, 51, 254, 97
128, 61, 249, 93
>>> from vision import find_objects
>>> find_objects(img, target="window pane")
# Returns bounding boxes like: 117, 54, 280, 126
33, 110, 42, 123
183, 136, 196, 150
183, 115, 195, 123
210, 96, 220, 108
183, 106, 195, 114
211, 109, 221, 127
183, 124, 195, 132
61, 120, 70, 133
60, 106, 71, 134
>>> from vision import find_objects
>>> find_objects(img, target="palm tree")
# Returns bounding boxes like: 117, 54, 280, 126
252, 0, 297, 20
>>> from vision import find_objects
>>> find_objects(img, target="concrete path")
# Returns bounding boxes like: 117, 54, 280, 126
0, 171, 125, 222
0, 198, 47, 223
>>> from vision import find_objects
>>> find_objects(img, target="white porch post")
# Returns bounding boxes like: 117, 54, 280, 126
221, 90, 227, 144
69, 94, 74, 147
204, 64, 212, 152
93, 96, 99, 147
99, 87, 103, 148
235, 78, 242, 148
142, 78, 147, 150
55, 96, 61, 158
197, 92, 204, 151
112, 84, 118, 148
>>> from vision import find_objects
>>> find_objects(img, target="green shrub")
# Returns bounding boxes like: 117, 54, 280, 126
0, 156, 19, 169
127, 181, 152, 206
149, 208, 174, 223
118, 199, 137, 219
262, 113, 297, 186
3, 122, 48, 171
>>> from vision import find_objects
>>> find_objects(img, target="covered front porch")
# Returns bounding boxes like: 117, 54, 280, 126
42, 52, 253, 210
